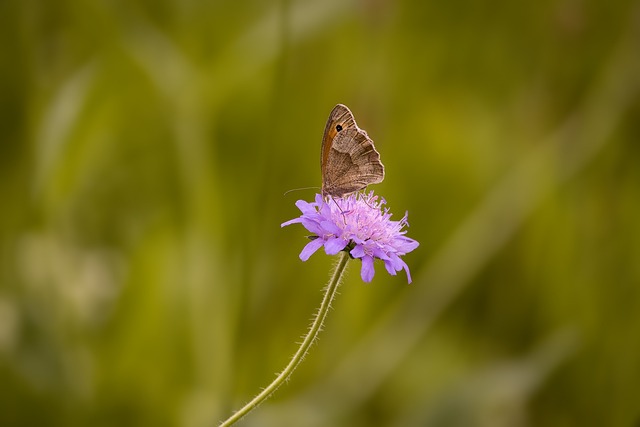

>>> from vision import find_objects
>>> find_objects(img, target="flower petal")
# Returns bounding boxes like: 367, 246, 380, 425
396, 258, 412, 284
372, 246, 391, 260
299, 238, 324, 261
320, 220, 343, 236
404, 267, 412, 284
325, 237, 348, 255
383, 259, 398, 276
387, 253, 404, 271
360, 255, 375, 283
295, 199, 317, 215
350, 244, 365, 259
300, 218, 324, 235
395, 236, 420, 253
281, 218, 302, 227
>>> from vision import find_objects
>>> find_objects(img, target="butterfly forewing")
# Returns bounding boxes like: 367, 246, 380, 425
321, 104, 358, 175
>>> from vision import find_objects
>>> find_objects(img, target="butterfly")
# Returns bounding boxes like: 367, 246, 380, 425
320, 104, 385, 198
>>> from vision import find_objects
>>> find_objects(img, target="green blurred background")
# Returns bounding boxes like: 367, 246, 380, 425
2, 0, 640, 426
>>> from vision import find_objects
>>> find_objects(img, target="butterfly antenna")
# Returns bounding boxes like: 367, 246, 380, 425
283, 186, 321, 196
328, 196, 349, 224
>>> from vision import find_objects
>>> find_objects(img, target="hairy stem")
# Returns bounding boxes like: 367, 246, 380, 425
219, 251, 350, 426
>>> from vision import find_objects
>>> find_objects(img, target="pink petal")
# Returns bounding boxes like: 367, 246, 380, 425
299, 238, 324, 261
324, 237, 347, 255
281, 218, 302, 228
360, 256, 375, 283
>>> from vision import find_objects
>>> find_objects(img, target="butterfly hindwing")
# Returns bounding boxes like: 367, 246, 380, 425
322, 128, 384, 197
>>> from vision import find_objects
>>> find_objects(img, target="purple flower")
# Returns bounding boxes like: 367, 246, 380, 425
281, 192, 419, 283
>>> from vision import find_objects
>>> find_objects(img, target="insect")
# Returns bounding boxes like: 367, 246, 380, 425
320, 104, 385, 198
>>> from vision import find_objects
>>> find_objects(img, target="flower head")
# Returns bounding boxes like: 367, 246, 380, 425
281, 192, 419, 283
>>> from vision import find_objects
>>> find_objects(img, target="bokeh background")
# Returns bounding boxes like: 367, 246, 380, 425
2, 0, 640, 426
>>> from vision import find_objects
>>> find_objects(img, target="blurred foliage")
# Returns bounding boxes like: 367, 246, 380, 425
1, 0, 640, 426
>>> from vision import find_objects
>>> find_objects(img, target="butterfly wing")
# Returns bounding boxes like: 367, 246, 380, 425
322, 128, 385, 197
321, 104, 358, 176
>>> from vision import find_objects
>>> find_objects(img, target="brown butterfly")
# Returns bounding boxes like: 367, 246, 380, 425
320, 104, 385, 197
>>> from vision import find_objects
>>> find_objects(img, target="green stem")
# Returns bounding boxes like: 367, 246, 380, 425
219, 251, 350, 426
